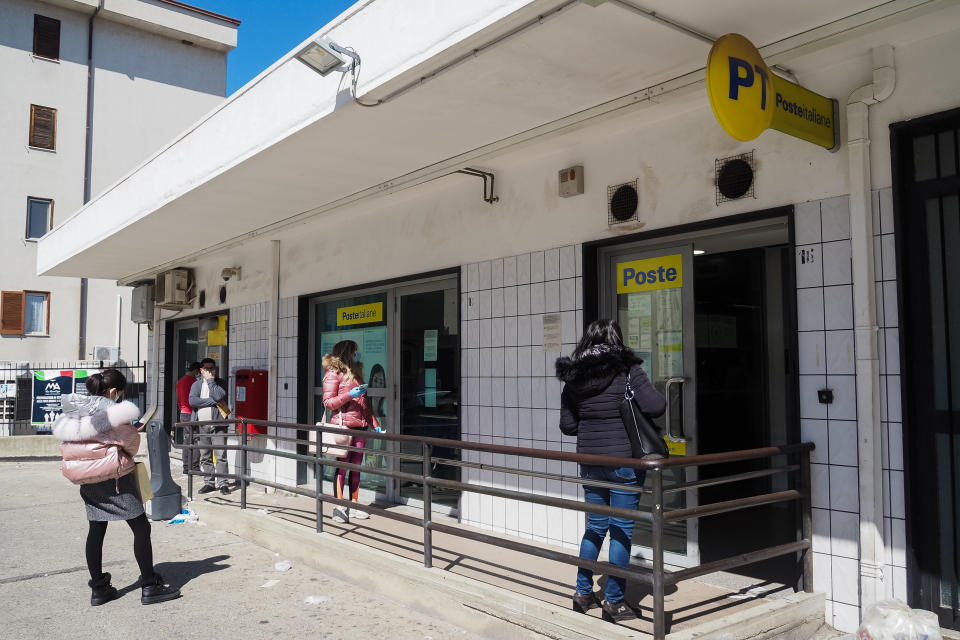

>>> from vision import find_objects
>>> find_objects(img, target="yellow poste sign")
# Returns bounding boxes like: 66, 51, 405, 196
616, 254, 683, 294
336, 302, 383, 326
706, 33, 838, 151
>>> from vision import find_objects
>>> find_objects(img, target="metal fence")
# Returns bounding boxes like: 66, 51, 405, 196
177, 417, 814, 638
0, 360, 146, 436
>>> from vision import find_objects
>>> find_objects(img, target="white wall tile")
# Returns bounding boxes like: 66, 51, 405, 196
878, 188, 894, 235
516, 346, 532, 377
824, 285, 854, 331
813, 552, 832, 598
531, 377, 546, 408
833, 601, 861, 633
504, 316, 518, 347
880, 234, 897, 281
891, 565, 907, 601
827, 375, 857, 420
830, 465, 859, 512
504, 286, 518, 316
801, 419, 829, 464
491, 406, 505, 437
797, 288, 825, 331
530, 251, 545, 282
517, 378, 532, 408
886, 422, 903, 471
796, 244, 823, 288
505, 408, 519, 439
822, 241, 853, 286
829, 421, 859, 467
467, 263, 479, 292
800, 375, 828, 420
491, 317, 504, 347
479, 319, 492, 348
826, 330, 855, 375
491, 288, 504, 318
812, 507, 831, 553
544, 248, 560, 280
530, 282, 545, 314
479, 261, 492, 290
491, 259, 504, 288
798, 331, 826, 375
544, 280, 559, 313
504, 377, 518, 407
889, 470, 905, 518
560, 278, 576, 312
821, 196, 850, 242
794, 200, 822, 245
811, 463, 830, 509
516, 285, 530, 315
478, 290, 491, 319
517, 315, 531, 346
491, 347, 504, 377
531, 408, 546, 440
503, 256, 517, 287
882, 280, 898, 328
884, 329, 900, 375
517, 253, 531, 285
530, 314, 544, 345
831, 556, 860, 606
830, 510, 860, 559
531, 347, 546, 376
504, 348, 518, 376
560, 246, 576, 279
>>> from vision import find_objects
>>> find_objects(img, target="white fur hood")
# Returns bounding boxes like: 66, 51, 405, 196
52, 400, 141, 442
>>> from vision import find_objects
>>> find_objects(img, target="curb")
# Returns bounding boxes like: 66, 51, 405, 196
193, 500, 825, 640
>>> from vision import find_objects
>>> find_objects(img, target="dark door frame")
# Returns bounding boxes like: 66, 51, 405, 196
891, 105, 960, 629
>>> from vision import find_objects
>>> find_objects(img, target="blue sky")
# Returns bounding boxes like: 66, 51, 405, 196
198, 1, 356, 96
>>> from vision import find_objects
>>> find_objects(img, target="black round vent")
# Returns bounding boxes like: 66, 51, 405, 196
219, 286, 227, 304
717, 158, 753, 200
610, 184, 638, 222
198, 290, 206, 308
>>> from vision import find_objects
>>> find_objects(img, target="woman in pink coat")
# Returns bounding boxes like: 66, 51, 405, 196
53, 368, 180, 606
322, 340, 379, 524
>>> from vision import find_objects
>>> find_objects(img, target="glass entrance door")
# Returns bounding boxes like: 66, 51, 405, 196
602, 245, 698, 567
396, 280, 461, 510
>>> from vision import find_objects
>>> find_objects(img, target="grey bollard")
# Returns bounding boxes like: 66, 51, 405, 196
147, 420, 182, 521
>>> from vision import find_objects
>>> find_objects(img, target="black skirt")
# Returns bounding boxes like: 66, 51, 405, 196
79, 472, 144, 521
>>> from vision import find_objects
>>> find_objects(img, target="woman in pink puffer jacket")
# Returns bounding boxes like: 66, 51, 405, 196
52, 368, 180, 607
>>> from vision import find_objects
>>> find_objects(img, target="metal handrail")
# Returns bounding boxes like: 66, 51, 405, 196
175, 418, 814, 640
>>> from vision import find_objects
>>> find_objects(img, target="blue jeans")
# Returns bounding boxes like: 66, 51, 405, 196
576, 465, 646, 603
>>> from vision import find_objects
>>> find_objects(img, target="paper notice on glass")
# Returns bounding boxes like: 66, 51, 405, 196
542, 313, 562, 353
424, 368, 437, 408
423, 329, 438, 361
659, 344, 683, 377
656, 289, 681, 331
628, 294, 652, 315
627, 334, 641, 349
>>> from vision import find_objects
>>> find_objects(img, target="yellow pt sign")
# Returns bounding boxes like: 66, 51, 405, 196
336, 302, 383, 326
616, 254, 683, 294
706, 33, 838, 151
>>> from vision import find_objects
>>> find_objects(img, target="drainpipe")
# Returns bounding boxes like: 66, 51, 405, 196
78, 1, 103, 361
267, 241, 280, 485
848, 44, 895, 612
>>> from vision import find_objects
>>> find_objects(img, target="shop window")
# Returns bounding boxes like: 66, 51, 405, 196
33, 15, 60, 60
29, 105, 56, 150
0, 291, 49, 335
25, 197, 53, 239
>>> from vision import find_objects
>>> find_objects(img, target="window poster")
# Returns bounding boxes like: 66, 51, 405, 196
423, 329, 438, 362
32, 370, 74, 432
424, 368, 437, 408
320, 326, 389, 419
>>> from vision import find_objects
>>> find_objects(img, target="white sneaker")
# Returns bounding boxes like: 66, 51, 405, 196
331, 507, 349, 523
349, 508, 370, 520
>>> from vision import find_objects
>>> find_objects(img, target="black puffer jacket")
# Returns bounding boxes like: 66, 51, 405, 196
556, 346, 666, 458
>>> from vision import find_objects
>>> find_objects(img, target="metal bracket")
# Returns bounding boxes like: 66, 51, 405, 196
455, 167, 499, 204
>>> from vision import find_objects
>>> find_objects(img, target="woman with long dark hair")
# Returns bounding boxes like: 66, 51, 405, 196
322, 340, 379, 523
53, 368, 180, 606
555, 320, 665, 622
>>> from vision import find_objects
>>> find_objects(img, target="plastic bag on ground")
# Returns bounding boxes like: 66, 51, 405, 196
274, 560, 291, 572
856, 600, 942, 640
304, 595, 329, 605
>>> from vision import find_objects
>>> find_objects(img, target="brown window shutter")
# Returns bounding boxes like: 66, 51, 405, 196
29, 105, 57, 150
33, 15, 61, 60
1, 291, 26, 335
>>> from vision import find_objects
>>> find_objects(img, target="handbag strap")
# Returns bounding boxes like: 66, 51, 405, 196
623, 372, 635, 400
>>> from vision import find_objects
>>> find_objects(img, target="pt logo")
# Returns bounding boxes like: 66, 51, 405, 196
44, 382, 61, 394
728, 56, 768, 110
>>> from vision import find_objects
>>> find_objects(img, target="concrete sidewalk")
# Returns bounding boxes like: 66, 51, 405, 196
176, 465, 827, 639
0, 461, 490, 640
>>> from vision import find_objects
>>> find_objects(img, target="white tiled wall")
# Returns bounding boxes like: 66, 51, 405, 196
796, 192, 907, 633
226, 302, 271, 482
460, 246, 585, 549
276, 296, 299, 486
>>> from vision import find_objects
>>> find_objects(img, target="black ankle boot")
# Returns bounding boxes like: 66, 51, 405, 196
140, 573, 181, 605
88, 573, 118, 606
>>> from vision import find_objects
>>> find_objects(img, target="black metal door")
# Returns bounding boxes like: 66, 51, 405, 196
893, 107, 960, 630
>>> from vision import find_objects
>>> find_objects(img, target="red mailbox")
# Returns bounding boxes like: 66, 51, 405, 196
235, 369, 268, 434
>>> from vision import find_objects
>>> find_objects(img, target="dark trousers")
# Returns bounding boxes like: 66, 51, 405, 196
180, 413, 201, 473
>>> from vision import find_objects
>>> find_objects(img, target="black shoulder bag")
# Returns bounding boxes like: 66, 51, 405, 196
618, 374, 669, 460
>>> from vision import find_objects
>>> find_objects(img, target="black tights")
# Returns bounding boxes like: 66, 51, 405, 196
86, 514, 154, 582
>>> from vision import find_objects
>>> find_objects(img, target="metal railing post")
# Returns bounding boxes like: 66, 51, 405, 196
240, 421, 248, 510
800, 448, 813, 592
315, 429, 324, 534
652, 467, 666, 640
423, 442, 433, 569
186, 423, 194, 500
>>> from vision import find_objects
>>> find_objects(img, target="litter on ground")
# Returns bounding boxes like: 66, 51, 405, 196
303, 595, 330, 605
274, 560, 292, 572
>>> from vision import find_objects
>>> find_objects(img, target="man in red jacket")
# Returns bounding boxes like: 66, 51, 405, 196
176, 362, 201, 474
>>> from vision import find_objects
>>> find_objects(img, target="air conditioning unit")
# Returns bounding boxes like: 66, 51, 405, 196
131, 283, 154, 324
155, 269, 192, 308
93, 345, 119, 362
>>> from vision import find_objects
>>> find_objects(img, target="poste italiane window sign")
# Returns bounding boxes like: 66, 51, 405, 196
337, 302, 383, 326
706, 33, 838, 151
616, 254, 683, 294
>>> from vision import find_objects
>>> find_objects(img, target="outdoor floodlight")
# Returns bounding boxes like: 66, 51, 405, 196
296, 36, 349, 76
